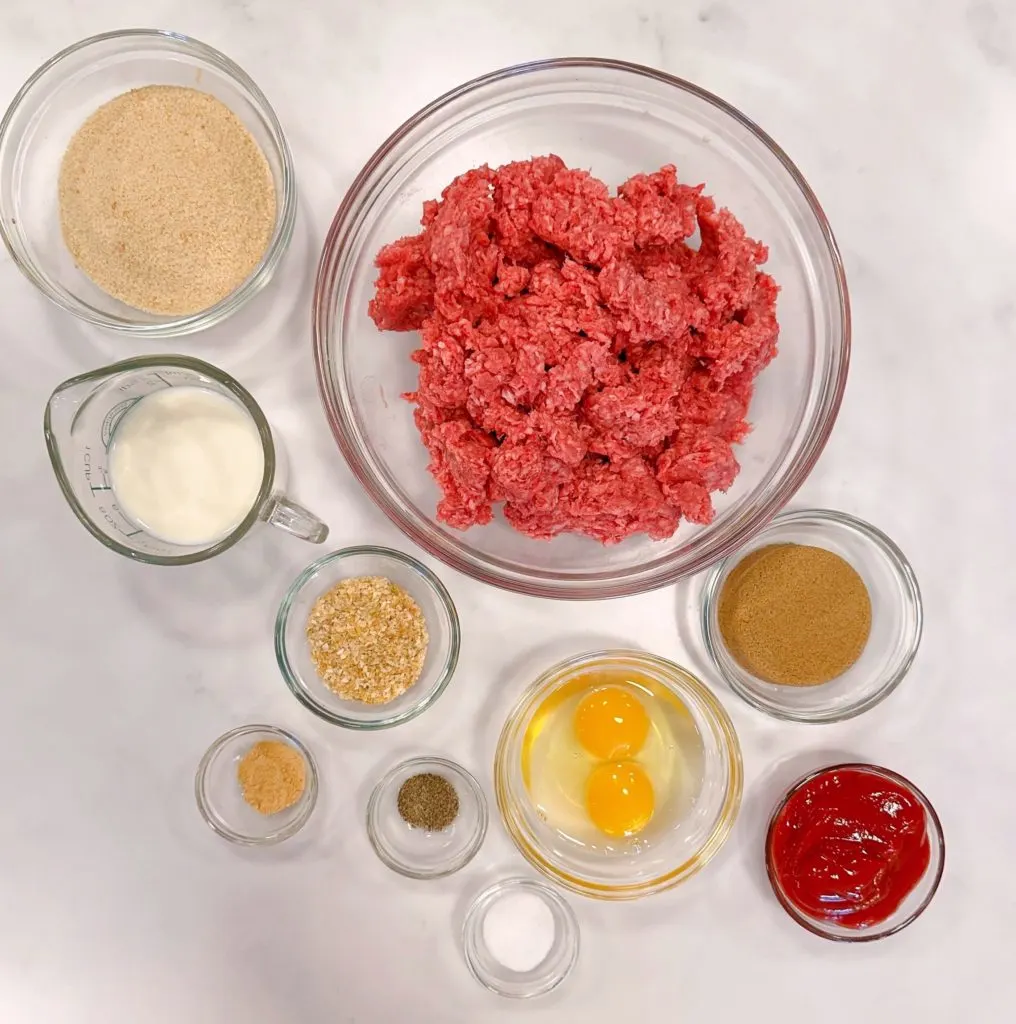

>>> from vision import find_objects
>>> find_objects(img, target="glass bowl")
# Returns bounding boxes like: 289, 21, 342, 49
494, 649, 742, 900
765, 763, 945, 941
366, 755, 488, 878
462, 877, 580, 998
0, 29, 296, 337
313, 57, 850, 599
194, 724, 318, 846
274, 546, 460, 729
701, 508, 923, 723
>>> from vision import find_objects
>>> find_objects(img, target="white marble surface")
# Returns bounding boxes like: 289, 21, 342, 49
1, 1, 1014, 1021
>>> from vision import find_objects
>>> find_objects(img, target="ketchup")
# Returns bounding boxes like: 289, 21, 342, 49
768, 766, 931, 928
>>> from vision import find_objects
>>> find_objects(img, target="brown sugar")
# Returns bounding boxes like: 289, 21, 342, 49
58, 85, 276, 315
237, 740, 306, 815
717, 543, 872, 686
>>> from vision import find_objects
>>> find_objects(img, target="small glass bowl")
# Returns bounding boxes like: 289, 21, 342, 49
462, 877, 579, 998
275, 546, 460, 729
765, 763, 945, 941
701, 508, 922, 723
195, 724, 318, 846
366, 756, 488, 878
0, 29, 296, 336
494, 650, 743, 900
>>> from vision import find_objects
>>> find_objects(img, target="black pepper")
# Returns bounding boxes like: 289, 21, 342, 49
397, 772, 459, 831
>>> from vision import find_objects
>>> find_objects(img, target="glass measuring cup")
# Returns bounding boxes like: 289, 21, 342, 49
44, 355, 329, 564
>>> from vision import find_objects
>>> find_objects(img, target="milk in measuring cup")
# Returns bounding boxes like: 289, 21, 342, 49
108, 386, 265, 546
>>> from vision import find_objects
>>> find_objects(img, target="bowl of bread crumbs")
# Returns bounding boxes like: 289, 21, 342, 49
274, 546, 461, 729
195, 724, 318, 845
0, 29, 295, 337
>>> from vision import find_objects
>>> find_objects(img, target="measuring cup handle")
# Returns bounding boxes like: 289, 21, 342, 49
260, 493, 329, 544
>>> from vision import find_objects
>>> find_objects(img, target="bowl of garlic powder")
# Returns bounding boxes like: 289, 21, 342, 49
0, 29, 296, 336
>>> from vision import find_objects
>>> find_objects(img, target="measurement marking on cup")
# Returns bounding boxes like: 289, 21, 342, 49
84, 454, 113, 492
100, 502, 143, 539
153, 373, 173, 387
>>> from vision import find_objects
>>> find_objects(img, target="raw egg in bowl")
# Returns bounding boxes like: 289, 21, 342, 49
495, 650, 742, 900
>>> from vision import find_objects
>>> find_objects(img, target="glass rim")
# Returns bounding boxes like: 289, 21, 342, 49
700, 507, 924, 723
493, 648, 743, 899
273, 545, 461, 729
764, 762, 945, 941
43, 354, 277, 565
313, 55, 851, 599
0, 27, 297, 338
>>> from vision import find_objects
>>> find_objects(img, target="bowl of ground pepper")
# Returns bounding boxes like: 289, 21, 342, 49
701, 508, 922, 723
195, 724, 318, 845
367, 756, 488, 879
0, 29, 295, 336
275, 546, 460, 729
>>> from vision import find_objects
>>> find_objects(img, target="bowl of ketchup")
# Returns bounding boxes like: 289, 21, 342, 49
765, 763, 944, 941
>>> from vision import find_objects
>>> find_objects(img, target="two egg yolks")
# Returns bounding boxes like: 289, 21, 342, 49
573, 687, 654, 837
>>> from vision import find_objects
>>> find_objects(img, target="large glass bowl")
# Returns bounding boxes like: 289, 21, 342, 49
314, 58, 849, 599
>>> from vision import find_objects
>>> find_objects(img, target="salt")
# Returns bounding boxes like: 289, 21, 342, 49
482, 891, 556, 973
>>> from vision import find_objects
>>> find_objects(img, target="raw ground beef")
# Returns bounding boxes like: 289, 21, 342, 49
368, 156, 779, 544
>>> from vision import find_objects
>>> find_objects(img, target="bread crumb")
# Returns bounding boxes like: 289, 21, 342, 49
306, 576, 429, 705
58, 85, 276, 315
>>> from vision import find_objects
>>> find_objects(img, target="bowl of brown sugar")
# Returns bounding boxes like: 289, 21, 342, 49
0, 29, 295, 336
700, 508, 922, 723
